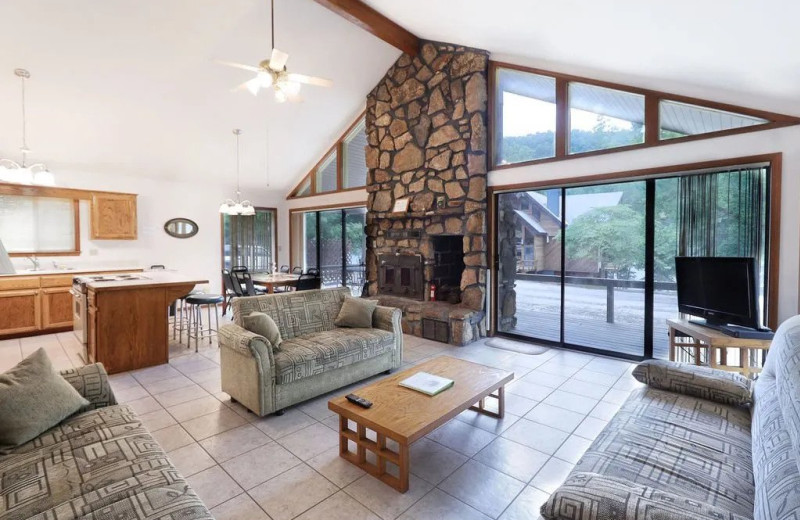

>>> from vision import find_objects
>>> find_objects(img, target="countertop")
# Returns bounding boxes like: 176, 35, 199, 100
86, 271, 208, 292
0, 267, 143, 278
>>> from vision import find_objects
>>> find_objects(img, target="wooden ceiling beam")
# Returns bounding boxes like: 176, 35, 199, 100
313, 0, 420, 56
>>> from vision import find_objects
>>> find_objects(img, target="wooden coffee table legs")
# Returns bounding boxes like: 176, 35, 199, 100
336, 385, 506, 493
338, 416, 410, 492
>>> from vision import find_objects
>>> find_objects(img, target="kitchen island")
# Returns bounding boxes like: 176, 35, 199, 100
86, 272, 207, 374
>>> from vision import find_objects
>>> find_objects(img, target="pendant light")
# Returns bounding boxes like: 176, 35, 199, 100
0, 69, 54, 186
219, 129, 255, 216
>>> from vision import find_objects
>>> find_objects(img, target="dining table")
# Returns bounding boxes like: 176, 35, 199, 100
250, 272, 301, 293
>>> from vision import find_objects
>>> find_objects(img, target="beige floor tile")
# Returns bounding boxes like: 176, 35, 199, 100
541, 390, 598, 414
397, 489, 490, 520
426, 419, 496, 457
584, 357, 632, 376
185, 465, 243, 509
307, 446, 366, 488
571, 367, 618, 387
296, 490, 380, 520
573, 416, 609, 441
165, 442, 217, 477
140, 374, 195, 395
182, 408, 247, 441
113, 385, 149, 403
151, 424, 195, 452
249, 464, 338, 520
199, 424, 271, 463
211, 493, 270, 520
524, 403, 586, 433
278, 422, 339, 460
108, 373, 139, 390
221, 442, 301, 490
501, 418, 569, 455
296, 395, 336, 421
506, 380, 554, 402
520, 369, 569, 389
559, 379, 610, 400
588, 400, 622, 421
602, 388, 632, 405
125, 396, 163, 415
187, 367, 222, 384
344, 473, 433, 520
499, 485, 550, 520
474, 437, 550, 483
137, 408, 177, 432
170, 354, 219, 374
535, 361, 581, 378
530, 457, 574, 494
439, 459, 525, 518
131, 364, 183, 385
167, 395, 227, 422
503, 392, 538, 417
153, 383, 210, 408
553, 435, 593, 465
455, 408, 521, 435
409, 437, 468, 485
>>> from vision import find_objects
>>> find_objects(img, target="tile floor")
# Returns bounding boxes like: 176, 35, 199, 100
0, 324, 644, 520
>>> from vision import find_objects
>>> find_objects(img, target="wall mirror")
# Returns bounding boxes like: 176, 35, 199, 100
164, 218, 198, 238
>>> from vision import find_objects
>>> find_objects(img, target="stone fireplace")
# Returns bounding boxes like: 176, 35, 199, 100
364, 41, 489, 345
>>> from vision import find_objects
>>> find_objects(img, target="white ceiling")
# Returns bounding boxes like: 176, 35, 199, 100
0, 0, 399, 192
363, 0, 800, 116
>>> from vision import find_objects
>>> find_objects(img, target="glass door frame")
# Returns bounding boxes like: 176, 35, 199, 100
489, 158, 778, 361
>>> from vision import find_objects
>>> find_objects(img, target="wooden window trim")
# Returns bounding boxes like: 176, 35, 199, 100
288, 202, 367, 267
487, 153, 783, 333
6, 198, 81, 257
489, 60, 800, 170
287, 110, 367, 199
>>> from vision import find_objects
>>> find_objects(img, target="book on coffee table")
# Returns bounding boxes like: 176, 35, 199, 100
399, 372, 454, 396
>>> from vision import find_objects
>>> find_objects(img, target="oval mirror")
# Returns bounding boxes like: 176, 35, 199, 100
164, 218, 199, 239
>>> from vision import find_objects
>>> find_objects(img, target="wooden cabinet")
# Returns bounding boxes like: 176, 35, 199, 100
0, 289, 41, 335
91, 193, 137, 239
41, 287, 74, 330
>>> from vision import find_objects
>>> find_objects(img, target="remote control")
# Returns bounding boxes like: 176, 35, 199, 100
346, 394, 372, 408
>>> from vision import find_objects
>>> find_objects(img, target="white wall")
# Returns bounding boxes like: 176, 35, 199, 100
9, 169, 287, 293
489, 125, 800, 324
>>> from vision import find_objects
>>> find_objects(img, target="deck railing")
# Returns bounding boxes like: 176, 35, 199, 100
515, 273, 677, 323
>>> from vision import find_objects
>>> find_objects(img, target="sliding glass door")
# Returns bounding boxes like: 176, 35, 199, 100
299, 207, 366, 295
495, 165, 770, 360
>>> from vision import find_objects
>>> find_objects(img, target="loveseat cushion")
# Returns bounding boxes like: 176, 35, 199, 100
0, 404, 211, 520
571, 386, 755, 517
274, 328, 395, 385
632, 359, 752, 407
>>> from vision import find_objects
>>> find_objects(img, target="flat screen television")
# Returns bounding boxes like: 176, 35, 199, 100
675, 256, 760, 330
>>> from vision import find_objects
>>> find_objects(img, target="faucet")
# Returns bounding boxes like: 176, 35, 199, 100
26, 256, 40, 271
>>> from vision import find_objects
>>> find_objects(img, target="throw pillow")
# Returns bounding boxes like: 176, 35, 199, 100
632, 359, 752, 406
335, 297, 378, 328
243, 311, 283, 350
0, 348, 89, 452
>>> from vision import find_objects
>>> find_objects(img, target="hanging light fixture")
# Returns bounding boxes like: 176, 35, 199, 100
219, 129, 255, 216
0, 69, 54, 186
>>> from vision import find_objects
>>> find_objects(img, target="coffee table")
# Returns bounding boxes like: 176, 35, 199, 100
328, 356, 513, 492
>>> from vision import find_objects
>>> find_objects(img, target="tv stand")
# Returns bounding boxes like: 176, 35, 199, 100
667, 318, 773, 378
688, 319, 774, 340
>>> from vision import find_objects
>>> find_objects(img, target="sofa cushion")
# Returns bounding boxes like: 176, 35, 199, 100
243, 311, 283, 350
0, 348, 89, 453
572, 386, 754, 517
274, 328, 395, 385
334, 297, 378, 328
632, 359, 752, 407
0, 404, 211, 520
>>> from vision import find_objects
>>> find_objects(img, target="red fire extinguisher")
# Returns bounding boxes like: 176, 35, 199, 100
429, 283, 436, 301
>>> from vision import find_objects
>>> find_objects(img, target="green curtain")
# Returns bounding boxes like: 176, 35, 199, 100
224, 210, 274, 272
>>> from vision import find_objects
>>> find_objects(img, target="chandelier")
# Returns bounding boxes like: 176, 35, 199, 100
0, 69, 54, 186
219, 129, 255, 216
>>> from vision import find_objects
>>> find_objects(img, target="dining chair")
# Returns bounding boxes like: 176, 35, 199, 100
306, 267, 320, 277
295, 273, 321, 291
291, 266, 303, 275
149, 264, 166, 270
279, 265, 290, 273
221, 269, 243, 317
232, 270, 265, 296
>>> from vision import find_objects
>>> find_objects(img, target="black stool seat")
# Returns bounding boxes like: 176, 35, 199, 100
186, 294, 224, 305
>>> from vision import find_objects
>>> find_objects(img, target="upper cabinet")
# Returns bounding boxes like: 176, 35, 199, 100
91, 193, 137, 240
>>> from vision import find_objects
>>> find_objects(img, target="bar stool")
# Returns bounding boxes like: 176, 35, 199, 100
172, 289, 202, 344
186, 294, 224, 352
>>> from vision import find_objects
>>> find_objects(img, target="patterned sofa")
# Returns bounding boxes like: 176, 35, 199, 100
0, 364, 212, 520
542, 315, 800, 520
218, 287, 403, 416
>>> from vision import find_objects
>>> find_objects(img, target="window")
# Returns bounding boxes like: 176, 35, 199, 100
343, 119, 368, 188
221, 208, 277, 272
289, 113, 366, 198
568, 82, 645, 154
0, 195, 77, 254
659, 100, 768, 140
494, 68, 556, 165
315, 150, 337, 193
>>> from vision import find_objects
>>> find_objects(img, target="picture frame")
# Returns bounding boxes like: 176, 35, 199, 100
392, 197, 410, 213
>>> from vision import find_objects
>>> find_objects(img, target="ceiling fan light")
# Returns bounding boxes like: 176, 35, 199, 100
258, 72, 273, 88
245, 77, 261, 96
33, 169, 55, 186
274, 89, 287, 103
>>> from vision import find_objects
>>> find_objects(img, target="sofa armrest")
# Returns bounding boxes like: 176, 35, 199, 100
373, 305, 403, 369
632, 359, 752, 406
541, 472, 748, 520
219, 323, 275, 368
59, 363, 117, 411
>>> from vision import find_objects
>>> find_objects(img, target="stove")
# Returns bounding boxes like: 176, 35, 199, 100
72, 273, 150, 292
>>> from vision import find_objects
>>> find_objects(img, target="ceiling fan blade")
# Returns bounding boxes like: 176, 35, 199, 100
245, 77, 262, 96
269, 48, 289, 71
286, 73, 333, 88
230, 80, 252, 93
215, 60, 261, 73
286, 92, 304, 103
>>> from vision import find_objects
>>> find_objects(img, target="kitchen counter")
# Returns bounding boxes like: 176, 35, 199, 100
85, 272, 207, 292
0, 267, 143, 278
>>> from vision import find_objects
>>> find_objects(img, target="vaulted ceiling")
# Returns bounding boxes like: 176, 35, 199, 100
0, 0, 399, 192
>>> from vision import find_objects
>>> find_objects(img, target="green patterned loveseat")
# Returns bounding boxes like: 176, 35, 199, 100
0, 364, 212, 520
218, 287, 403, 417
542, 315, 800, 520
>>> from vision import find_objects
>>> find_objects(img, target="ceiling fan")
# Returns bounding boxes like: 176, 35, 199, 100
218, 0, 332, 102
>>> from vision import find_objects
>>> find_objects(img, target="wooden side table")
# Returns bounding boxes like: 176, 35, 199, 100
667, 318, 772, 378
